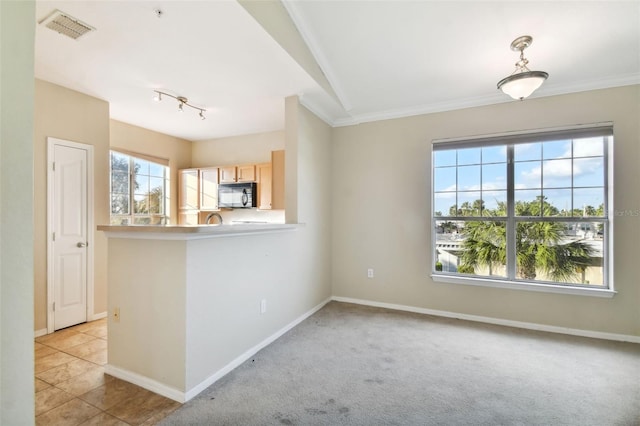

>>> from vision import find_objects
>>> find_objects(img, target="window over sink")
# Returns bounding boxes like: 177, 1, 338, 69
110, 150, 169, 225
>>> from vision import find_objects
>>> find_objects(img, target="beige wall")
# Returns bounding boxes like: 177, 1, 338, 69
332, 85, 640, 337
191, 130, 284, 167
290, 99, 333, 306
34, 80, 111, 331
110, 120, 193, 222
1, 1, 36, 423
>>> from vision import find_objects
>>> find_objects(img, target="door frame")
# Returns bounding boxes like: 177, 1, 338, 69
47, 137, 95, 333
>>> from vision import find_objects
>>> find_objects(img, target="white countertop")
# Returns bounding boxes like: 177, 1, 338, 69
97, 223, 299, 240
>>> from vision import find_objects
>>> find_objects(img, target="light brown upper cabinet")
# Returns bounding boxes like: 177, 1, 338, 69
220, 164, 256, 183
237, 165, 256, 182
178, 169, 199, 211
199, 167, 219, 211
219, 166, 237, 183
256, 163, 272, 210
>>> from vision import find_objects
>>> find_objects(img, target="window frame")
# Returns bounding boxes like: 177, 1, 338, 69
431, 124, 615, 298
109, 150, 170, 225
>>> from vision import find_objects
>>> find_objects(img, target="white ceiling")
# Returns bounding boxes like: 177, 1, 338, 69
35, 1, 640, 142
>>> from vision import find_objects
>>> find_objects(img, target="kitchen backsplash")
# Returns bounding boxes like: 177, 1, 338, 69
198, 208, 285, 224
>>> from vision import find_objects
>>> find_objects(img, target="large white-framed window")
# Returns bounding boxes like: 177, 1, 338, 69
431, 125, 613, 296
110, 150, 170, 225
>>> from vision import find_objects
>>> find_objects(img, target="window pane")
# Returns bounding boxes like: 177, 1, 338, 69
434, 167, 456, 192
457, 192, 482, 216
111, 194, 129, 215
542, 189, 571, 216
134, 175, 149, 195
542, 159, 572, 188
482, 191, 507, 217
111, 152, 129, 172
573, 158, 604, 187
149, 163, 165, 178
458, 165, 480, 191
148, 181, 164, 215
573, 188, 604, 217
111, 171, 129, 194
434, 220, 464, 273
150, 177, 164, 191
482, 163, 506, 190
542, 140, 571, 159
434, 150, 456, 167
457, 148, 481, 165
514, 142, 541, 162
134, 195, 149, 214
458, 220, 507, 278
515, 221, 603, 285
134, 158, 149, 176
481, 146, 506, 164
573, 137, 604, 157
434, 192, 456, 216
515, 190, 541, 216
515, 161, 541, 189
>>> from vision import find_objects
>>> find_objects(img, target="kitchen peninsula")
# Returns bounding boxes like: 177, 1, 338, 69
98, 223, 300, 403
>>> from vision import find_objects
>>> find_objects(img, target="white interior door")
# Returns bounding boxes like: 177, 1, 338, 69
48, 138, 93, 331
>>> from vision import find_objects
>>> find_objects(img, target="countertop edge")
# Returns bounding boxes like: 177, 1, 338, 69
97, 224, 301, 240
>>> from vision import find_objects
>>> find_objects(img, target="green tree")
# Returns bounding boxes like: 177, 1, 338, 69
458, 200, 593, 282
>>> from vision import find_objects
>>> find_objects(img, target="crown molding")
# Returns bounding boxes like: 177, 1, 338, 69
282, 0, 353, 112
301, 74, 640, 129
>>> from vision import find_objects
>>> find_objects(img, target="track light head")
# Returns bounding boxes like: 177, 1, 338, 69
199, 110, 205, 120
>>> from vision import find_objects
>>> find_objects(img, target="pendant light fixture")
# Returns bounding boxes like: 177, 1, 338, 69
497, 35, 548, 100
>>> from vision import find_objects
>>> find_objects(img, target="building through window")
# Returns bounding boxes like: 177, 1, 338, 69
110, 150, 169, 225
432, 126, 612, 290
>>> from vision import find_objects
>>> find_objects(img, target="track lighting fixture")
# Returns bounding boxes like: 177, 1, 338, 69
153, 90, 206, 120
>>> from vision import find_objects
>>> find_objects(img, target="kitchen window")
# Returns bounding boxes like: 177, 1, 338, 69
110, 150, 169, 225
431, 126, 614, 296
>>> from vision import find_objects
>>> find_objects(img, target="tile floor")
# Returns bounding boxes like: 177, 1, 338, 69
35, 318, 181, 425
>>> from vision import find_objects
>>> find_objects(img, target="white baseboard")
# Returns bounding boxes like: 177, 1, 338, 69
90, 311, 107, 321
105, 296, 332, 403
184, 296, 332, 401
331, 296, 640, 344
34, 328, 48, 338
105, 364, 185, 403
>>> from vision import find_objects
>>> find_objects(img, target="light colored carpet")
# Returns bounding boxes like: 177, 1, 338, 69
160, 301, 640, 425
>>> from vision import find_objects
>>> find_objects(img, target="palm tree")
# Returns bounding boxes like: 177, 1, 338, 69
458, 199, 593, 282
515, 221, 592, 281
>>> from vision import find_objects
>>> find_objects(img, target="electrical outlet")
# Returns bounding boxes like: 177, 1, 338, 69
260, 299, 267, 314
113, 307, 120, 322
367, 268, 374, 278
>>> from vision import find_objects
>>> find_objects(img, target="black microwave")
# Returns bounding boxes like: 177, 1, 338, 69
218, 182, 257, 209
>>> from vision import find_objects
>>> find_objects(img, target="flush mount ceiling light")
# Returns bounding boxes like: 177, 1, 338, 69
497, 35, 548, 100
153, 90, 206, 120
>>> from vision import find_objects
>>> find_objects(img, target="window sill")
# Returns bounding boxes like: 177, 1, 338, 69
431, 274, 616, 298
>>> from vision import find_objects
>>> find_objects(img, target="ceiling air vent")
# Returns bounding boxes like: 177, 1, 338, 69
39, 9, 95, 40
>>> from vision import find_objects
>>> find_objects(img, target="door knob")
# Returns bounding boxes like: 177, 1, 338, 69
77, 242, 87, 248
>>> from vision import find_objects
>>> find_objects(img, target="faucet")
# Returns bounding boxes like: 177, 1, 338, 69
206, 212, 223, 225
